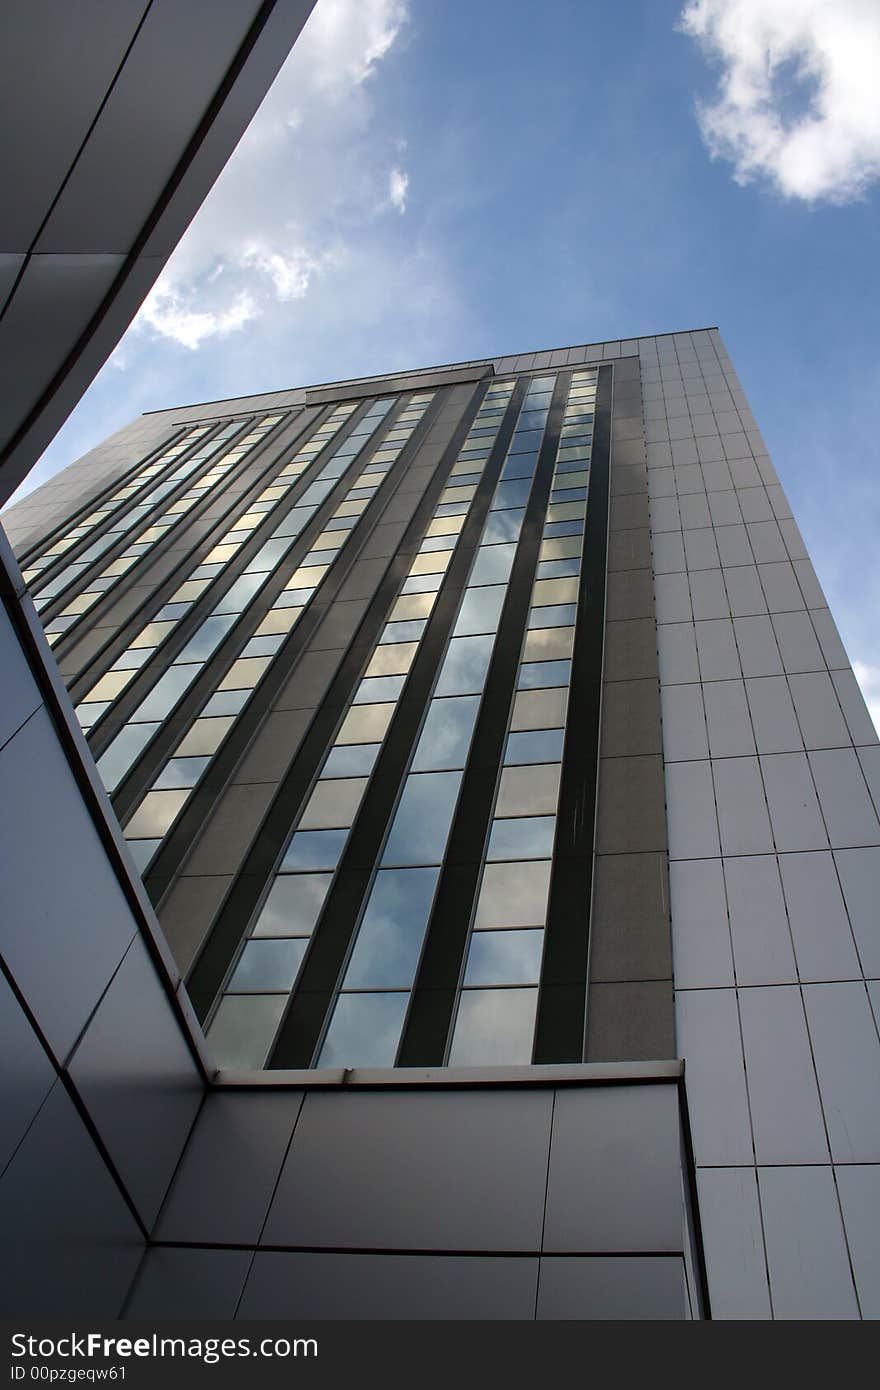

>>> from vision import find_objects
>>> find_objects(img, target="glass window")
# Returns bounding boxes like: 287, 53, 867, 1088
537, 557, 580, 580
487, 815, 556, 861
527, 603, 577, 629
379, 619, 427, 643
492, 479, 531, 510
464, 929, 544, 986
365, 641, 419, 678
435, 634, 494, 695
299, 777, 369, 830
522, 626, 575, 663
539, 533, 581, 561
228, 938, 308, 992
322, 743, 381, 778
547, 501, 586, 524
532, 576, 579, 606
409, 551, 452, 577
381, 770, 462, 866
401, 573, 443, 594
518, 659, 572, 689
175, 716, 235, 756
411, 695, 480, 771
132, 664, 199, 721
452, 586, 506, 638
207, 995, 286, 1070
201, 689, 249, 716
256, 607, 302, 635
501, 453, 538, 481
543, 520, 584, 539
390, 592, 436, 621
281, 828, 348, 873
474, 860, 551, 928
419, 535, 457, 554
336, 703, 396, 744
508, 429, 544, 454
353, 674, 407, 704
426, 515, 465, 537
469, 544, 516, 587
96, 722, 161, 792
218, 656, 273, 691
343, 866, 439, 989
510, 686, 568, 731
448, 988, 538, 1066
495, 763, 561, 818
318, 992, 408, 1068
153, 756, 210, 790
241, 634, 284, 659
482, 509, 525, 545
505, 728, 565, 764
124, 789, 189, 840
253, 873, 333, 936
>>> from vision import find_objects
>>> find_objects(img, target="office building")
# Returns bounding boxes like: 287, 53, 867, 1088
2, 329, 879, 1320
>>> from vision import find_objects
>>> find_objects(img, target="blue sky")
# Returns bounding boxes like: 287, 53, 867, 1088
10, 0, 880, 711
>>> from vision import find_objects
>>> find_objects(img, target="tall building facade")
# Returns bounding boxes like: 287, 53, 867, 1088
2, 328, 879, 1320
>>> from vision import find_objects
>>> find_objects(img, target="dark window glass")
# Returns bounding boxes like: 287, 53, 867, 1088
213, 573, 266, 614
505, 728, 565, 764
97, 722, 161, 791
402, 573, 444, 594
487, 815, 556, 861
343, 867, 440, 989
281, 828, 348, 872
436, 634, 495, 694
201, 689, 250, 716
412, 695, 480, 771
543, 520, 584, 538
381, 771, 462, 865
518, 410, 548, 431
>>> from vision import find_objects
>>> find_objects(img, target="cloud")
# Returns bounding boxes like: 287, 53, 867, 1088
680, 0, 880, 201
389, 166, 409, 212
852, 661, 880, 737
129, 0, 411, 350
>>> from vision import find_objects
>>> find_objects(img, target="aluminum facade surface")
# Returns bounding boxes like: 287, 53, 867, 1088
2, 328, 879, 1320
0, 0, 316, 508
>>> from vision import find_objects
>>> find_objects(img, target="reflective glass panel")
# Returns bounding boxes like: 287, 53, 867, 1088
228, 938, 308, 992
487, 815, 556, 861
318, 992, 408, 1068
411, 695, 480, 771
448, 988, 538, 1066
452, 588, 506, 638
435, 635, 494, 695
281, 828, 348, 873
381, 771, 462, 865
464, 929, 544, 986
505, 728, 565, 764
474, 861, 552, 928
253, 873, 332, 936
343, 867, 439, 989
207, 995, 286, 1069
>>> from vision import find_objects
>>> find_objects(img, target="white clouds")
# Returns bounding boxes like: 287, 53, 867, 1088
853, 661, 880, 737
129, 0, 411, 351
389, 166, 409, 212
680, 0, 880, 201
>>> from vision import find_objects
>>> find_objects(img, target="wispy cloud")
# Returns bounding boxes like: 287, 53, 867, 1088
389, 166, 409, 212
129, 0, 411, 352
680, 0, 880, 202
